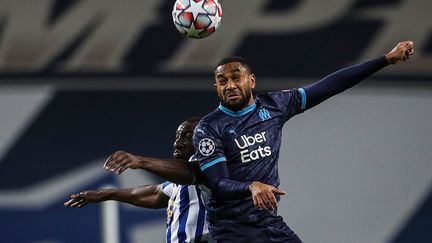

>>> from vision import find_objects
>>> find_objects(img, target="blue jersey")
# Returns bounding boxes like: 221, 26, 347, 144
192, 89, 306, 223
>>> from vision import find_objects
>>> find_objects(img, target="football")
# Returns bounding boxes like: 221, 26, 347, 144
172, 0, 223, 39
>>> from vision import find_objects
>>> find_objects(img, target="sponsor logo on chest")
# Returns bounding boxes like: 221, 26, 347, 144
234, 131, 272, 163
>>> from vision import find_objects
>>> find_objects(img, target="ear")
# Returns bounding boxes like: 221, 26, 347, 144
214, 82, 217, 90
250, 74, 256, 89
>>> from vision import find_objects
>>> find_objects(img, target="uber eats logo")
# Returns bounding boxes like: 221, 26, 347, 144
234, 131, 272, 163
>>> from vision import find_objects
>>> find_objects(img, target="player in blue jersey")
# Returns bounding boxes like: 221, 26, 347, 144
64, 117, 210, 243
191, 41, 414, 242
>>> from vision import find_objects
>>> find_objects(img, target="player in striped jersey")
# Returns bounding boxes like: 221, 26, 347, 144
65, 117, 210, 242
161, 158, 210, 243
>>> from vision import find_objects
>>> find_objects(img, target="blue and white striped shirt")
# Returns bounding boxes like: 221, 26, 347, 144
162, 182, 210, 243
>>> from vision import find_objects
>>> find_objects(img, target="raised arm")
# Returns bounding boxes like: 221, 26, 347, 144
302, 40, 414, 109
64, 184, 169, 209
103, 151, 205, 185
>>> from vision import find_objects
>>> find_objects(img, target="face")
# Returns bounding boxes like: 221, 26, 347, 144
173, 121, 197, 160
214, 62, 256, 111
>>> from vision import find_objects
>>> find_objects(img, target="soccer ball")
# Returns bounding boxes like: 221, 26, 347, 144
172, 0, 223, 39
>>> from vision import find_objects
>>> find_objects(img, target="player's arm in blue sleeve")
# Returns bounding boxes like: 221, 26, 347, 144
202, 162, 285, 210
201, 161, 252, 200
301, 56, 389, 110
193, 123, 251, 199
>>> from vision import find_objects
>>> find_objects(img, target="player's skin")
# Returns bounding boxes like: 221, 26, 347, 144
103, 122, 206, 185
212, 40, 414, 210
103, 152, 203, 185
64, 120, 198, 208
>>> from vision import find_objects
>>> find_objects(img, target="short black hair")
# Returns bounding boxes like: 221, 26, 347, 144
214, 56, 252, 73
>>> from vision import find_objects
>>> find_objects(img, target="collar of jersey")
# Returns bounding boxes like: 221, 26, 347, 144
218, 102, 256, 117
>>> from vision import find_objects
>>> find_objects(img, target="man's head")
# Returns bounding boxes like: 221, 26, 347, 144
173, 117, 201, 160
214, 56, 256, 111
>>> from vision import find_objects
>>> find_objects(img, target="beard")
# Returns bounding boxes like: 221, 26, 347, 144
220, 88, 252, 111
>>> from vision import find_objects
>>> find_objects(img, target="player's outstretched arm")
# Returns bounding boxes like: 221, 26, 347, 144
103, 151, 205, 185
301, 40, 414, 109
63, 184, 169, 209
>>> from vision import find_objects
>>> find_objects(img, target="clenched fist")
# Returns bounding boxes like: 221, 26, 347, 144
385, 40, 414, 64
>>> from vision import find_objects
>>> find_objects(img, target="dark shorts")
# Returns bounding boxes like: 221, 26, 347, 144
209, 216, 302, 243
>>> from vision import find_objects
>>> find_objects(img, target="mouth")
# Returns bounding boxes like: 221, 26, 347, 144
226, 92, 241, 100
173, 150, 182, 158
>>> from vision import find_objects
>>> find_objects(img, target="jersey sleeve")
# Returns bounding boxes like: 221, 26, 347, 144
192, 122, 226, 172
161, 181, 173, 197
301, 56, 388, 110
271, 89, 306, 121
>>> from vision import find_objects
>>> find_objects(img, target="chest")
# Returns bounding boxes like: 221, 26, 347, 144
222, 116, 282, 163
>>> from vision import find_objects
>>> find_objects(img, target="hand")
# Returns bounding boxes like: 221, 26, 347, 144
103, 150, 142, 175
249, 181, 286, 211
64, 190, 108, 208
385, 40, 414, 64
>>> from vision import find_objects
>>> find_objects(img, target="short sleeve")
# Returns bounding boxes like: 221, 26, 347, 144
192, 122, 226, 171
161, 181, 173, 197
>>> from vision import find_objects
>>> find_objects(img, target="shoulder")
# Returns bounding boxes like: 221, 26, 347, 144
200, 108, 223, 124
256, 90, 297, 100
256, 89, 301, 105
195, 110, 224, 135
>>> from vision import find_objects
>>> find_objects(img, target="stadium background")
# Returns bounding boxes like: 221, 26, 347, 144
0, 0, 431, 242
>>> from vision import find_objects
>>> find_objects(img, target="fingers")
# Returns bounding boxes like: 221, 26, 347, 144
252, 193, 263, 209
402, 41, 414, 61
264, 188, 287, 210
403, 48, 414, 61
404, 40, 414, 48
64, 194, 88, 208
115, 163, 130, 175
103, 151, 130, 174
110, 158, 130, 174
252, 189, 285, 211
251, 186, 266, 210
103, 151, 123, 168
386, 40, 415, 64
264, 193, 276, 211
103, 154, 113, 168
253, 192, 277, 211
258, 195, 270, 210
273, 188, 286, 195
269, 192, 278, 207
70, 198, 88, 207
401, 40, 414, 61
64, 198, 76, 207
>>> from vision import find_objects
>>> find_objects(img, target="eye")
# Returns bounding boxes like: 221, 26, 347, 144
233, 75, 241, 80
218, 78, 227, 85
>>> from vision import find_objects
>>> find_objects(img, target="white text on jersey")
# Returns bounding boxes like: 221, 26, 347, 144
234, 132, 272, 163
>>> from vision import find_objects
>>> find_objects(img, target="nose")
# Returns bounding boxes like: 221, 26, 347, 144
173, 138, 183, 149
226, 79, 236, 90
